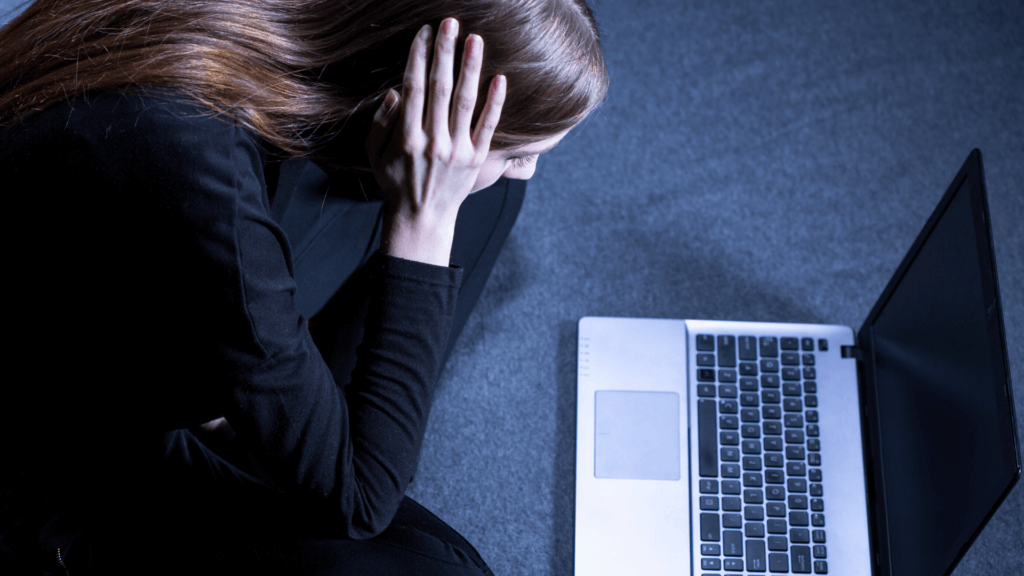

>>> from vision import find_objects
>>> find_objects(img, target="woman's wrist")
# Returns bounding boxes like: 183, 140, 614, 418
380, 210, 458, 267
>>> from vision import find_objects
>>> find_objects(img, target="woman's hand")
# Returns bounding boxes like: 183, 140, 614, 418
365, 18, 506, 267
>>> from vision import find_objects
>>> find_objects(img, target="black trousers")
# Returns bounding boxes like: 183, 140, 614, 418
24, 177, 524, 576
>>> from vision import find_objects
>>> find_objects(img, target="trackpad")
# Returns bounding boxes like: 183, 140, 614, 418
594, 390, 680, 480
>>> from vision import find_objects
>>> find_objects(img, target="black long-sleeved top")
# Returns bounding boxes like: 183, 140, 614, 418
0, 90, 459, 541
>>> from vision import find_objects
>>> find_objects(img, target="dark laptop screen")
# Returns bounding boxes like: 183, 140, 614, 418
865, 159, 1018, 576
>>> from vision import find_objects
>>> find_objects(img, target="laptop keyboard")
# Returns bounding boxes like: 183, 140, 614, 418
695, 334, 829, 575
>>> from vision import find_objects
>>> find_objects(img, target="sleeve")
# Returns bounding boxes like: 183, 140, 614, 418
78, 93, 460, 538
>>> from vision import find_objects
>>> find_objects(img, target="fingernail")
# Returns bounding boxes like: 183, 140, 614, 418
445, 18, 458, 38
419, 24, 431, 41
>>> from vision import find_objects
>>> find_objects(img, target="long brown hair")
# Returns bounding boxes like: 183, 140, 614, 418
0, 0, 608, 164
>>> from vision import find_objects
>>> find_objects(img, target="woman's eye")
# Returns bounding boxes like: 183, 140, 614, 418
510, 156, 536, 169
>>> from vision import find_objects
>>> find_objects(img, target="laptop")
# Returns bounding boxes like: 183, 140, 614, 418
574, 149, 1020, 576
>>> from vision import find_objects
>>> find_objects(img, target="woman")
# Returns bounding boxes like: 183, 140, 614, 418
0, 0, 606, 574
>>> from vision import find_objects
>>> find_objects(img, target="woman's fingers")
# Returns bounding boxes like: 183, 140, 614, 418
449, 33, 482, 145
402, 25, 430, 139
472, 74, 506, 152
427, 18, 458, 141
366, 89, 400, 163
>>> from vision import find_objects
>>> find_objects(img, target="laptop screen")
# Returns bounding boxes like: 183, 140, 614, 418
862, 154, 1019, 575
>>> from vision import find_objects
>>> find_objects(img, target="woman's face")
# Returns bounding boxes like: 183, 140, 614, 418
472, 129, 572, 192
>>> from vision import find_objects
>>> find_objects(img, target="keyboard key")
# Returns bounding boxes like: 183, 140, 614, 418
792, 545, 812, 573
787, 462, 807, 476
802, 354, 815, 366
788, 478, 808, 492
743, 473, 763, 487
785, 414, 804, 428
806, 411, 819, 424
740, 377, 759, 391
723, 497, 742, 511
720, 416, 739, 429
763, 405, 782, 419
804, 381, 817, 393
746, 539, 767, 572
761, 374, 780, 388
812, 530, 826, 543
741, 409, 760, 423
700, 543, 720, 555
700, 557, 721, 571
745, 522, 766, 537
743, 456, 763, 470
814, 559, 828, 574
723, 530, 744, 556
789, 511, 809, 526
765, 470, 785, 484
809, 483, 823, 496
744, 506, 765, 521
786, 446, 806, 460
784, 398, 804, 412
698, 384, 716, 397
817, 339, 828, 351
765, 453, 784, 467
717, 335, 737, 367
766, 485, 786, 500
765, 437, 783, 451
698, 399, 718, 477
790, 528, 810, 543
801, 338, 814, 351
808, 453, 821, 466
788, 495, 808, 509
759, 337, 778, 357
720, 384, 738, 398
766, 502, 786, 517
767, 519, 787, 534
785, 430, 805, 443
813, 545, 827, 558
782, 367, 801, 381
761, 359, 780, 373
783, 382, 802, 396
742, 439, 762, 454
722, 480, 741, 494
811, 514, 825, 527
697, 368, 716, 381
740, 392, 759, 406
696, 334, 715, 351
805, 395, 818, 408
769, 552, 789, 573
739, 336, 758, 360
781, 351, 800, 365
764, 421, 782, 435
807, 424, 820, 437
700, 479, 719, 494
740, 362, 758, 376
762, 390, 781, 403
700, 513, 720, 541
809, 469, 822, 482
696, 353, 715, 366
724, 557, 744, 571
803, 367, 816, 380
768, 535, 788, 551
744, 489, 764, 504
723, 513, 743, 528
780, 337, 798, 350
721, 431, 739, 445
719, 369, 738, 383
720, 399, 738, 414
722, 464, 741, 477
700, 496, 719, 510
742, 424, 760, 438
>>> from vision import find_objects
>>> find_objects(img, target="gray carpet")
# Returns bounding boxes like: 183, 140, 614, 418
4, 0, 1020, 574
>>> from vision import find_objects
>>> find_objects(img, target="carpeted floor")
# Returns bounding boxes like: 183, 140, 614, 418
4, 0, 1019, 574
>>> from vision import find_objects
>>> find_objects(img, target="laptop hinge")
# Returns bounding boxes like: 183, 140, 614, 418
841, 345, 862, 361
